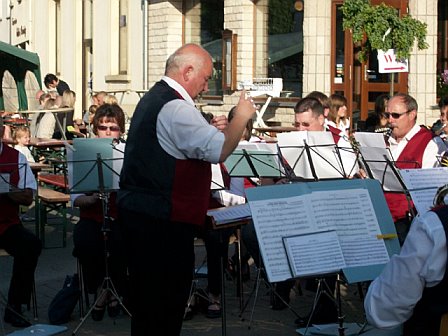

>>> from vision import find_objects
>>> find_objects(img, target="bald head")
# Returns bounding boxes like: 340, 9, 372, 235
164, 43, 213, 100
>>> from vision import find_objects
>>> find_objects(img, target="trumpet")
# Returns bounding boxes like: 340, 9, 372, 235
434, 184, 448, 206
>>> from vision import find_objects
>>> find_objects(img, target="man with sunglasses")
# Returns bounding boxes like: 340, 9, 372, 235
384, 93, 446, 244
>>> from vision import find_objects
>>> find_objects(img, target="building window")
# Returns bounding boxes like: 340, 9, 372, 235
268, 0, 303, 97
119, 0, 128, 75
184, 0, 224, 96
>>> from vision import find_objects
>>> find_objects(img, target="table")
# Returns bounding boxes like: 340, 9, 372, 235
20, 108, 74, 140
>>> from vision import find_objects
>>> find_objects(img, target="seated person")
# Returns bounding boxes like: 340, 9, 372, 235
191, 109, 254, 319
364, 205, 448, 336
72, 103, 128, 321
431, 96, 448, 139
0, 118, 42, 327
31, 98, 57, 139
13, 126, 35, 163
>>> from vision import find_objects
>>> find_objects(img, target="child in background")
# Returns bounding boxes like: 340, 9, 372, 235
13, 126, 35, 163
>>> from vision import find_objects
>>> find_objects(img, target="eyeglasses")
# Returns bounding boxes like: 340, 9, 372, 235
383, 111, 410, 119
97, 125, 121, 132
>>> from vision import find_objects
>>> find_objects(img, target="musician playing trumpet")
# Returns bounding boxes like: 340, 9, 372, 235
382, 93, 446, 244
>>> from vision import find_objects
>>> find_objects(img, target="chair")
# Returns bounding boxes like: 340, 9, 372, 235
0, 249, 38, 320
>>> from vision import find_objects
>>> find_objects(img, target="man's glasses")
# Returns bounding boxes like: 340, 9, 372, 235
97, 125, 121, 132
383, 111, 410, 119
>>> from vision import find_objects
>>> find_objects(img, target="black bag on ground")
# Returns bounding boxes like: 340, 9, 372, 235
48, 273, 81, 324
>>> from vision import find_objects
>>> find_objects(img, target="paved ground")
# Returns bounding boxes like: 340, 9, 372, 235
0, 206, 383, 336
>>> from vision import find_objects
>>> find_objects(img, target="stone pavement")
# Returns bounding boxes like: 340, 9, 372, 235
0, 207, 372, 336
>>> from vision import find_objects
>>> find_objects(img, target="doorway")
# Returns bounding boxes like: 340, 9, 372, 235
331, 0, 409, 129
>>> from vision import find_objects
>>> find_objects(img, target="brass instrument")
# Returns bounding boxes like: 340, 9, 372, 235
434, 184, 448, 206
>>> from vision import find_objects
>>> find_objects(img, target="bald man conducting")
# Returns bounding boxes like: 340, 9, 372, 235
118, 44, 256, 335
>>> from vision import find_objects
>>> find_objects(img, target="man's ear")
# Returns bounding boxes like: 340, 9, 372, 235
183, 66, 194, 82
318, 114, 325, 126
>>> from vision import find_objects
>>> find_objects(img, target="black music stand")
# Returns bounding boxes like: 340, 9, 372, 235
67, 143, 131, 335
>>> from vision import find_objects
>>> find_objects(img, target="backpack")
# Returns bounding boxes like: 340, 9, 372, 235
48, 274, 81, 325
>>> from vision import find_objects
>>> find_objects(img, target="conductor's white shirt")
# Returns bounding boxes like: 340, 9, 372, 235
364, 210, 447, 329
156, 76, 224, 163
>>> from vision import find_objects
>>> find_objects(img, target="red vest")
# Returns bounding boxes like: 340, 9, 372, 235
0, 145, 21, 235
327, 124, 342, 144
80, 192, 118, 223
384, 127, 433, 221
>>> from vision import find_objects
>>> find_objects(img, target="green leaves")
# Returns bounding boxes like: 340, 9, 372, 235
341, 0, 428, 62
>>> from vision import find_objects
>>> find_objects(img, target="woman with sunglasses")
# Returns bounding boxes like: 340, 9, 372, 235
72, 103, 128, 321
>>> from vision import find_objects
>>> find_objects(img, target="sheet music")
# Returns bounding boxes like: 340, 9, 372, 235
354, 132, 403, 192
207, 203, 251, 225
277, 131, 345, 179
283, 231, 346, 277
400, 167, 448, 215
210, 164, 225, 190
0, 173, 10, 193
224, 142, 283, 178
309, 190, 390, 268
250, 188, 389, 282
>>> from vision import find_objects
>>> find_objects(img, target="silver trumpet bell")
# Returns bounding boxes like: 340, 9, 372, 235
434, 184, 448, 207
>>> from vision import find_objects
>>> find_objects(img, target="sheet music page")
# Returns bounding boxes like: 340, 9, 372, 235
0, 173, 10, 193
309, 189, 390, 267
283, 231, 346, 277
354, 132, 387, 147
277, 131, 344, 179
112, 142, 125, 190
400, 167, 448, 214
211, 164, 225, 190
249, 195, 316, 282
224, 143, 283, 178
207, 203, 251, 225
357, 146, 403, 192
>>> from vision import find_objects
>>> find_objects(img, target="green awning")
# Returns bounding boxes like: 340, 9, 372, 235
0, 41, 42, 111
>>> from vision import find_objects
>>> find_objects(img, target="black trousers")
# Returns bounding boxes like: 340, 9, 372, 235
0, 224, 41, 306
202, 227, 234, 296
72, 218, 128, 297
119, 208, 195, 336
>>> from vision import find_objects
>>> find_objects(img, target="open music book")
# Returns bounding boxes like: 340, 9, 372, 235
246, 179, 399, 283
207, 203, 251, 226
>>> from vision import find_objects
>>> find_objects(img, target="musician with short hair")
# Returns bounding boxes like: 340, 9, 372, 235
383, 93, 446, 244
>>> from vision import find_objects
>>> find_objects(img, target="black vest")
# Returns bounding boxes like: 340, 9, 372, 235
403, 205, 448, 336
118, 81, 211, 226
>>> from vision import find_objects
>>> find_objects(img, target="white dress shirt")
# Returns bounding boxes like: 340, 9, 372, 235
364, 210, 447, 329
156, 76, 224, 163
388, 124, 446, 168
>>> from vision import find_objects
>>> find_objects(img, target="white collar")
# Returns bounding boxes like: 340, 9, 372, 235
161, 76, 195, 107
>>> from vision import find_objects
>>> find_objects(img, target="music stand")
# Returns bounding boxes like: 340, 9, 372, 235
66, 139, 131, 335
246, 179, 400, 334
276, 131, 359, 182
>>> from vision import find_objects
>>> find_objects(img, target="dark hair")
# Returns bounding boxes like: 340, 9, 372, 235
44, 73, 58, 88
439, 96, 448, 110
306, 91, 331, 109
374, 93, 390, 115
92, 104, 126, 134
294, 97, 324, 117
228, 106, 253, 141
